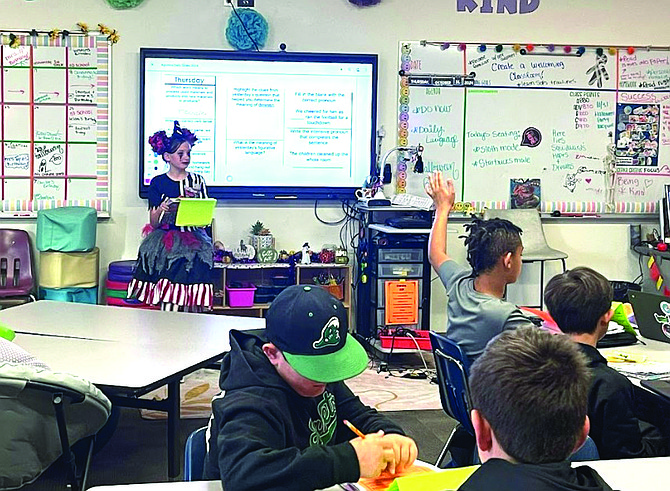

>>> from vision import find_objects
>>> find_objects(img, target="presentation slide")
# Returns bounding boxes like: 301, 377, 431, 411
143, 57, 374, 190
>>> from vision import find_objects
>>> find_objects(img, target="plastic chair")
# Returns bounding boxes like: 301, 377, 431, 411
429, 331, 476, 468
482, 208, 567, 309
0, 362, 112, 490
569, 435, 600, 462
0, 229, 37, 306
184, 426, 208, 481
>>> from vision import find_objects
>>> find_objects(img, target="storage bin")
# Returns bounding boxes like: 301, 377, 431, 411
36, 206, 97, 252
40, 286, 98, 304
254, 293, 276, 304
105, 278, 131, 290
377, 248, 423, 263
39, 248, 99, 288
319, 283, 345, 301
377, 263, 423, 278
226, 284, 256, 307
379, 329, 431, 350
271, 275, 290, 286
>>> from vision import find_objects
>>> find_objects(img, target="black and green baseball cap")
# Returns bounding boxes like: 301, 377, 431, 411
265, 284, 368, 383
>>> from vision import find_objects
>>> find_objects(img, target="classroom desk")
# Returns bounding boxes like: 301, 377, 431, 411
1, 301, 264, 478
87, 457, 670, 491
599, 336, 670, 388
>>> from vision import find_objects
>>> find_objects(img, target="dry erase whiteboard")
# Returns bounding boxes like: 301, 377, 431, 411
1, 35, 110, 216
398, 42, 670, 214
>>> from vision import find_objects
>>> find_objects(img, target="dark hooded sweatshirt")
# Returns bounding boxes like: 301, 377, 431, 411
459, 459, 613, 491
202, 330, 405, 491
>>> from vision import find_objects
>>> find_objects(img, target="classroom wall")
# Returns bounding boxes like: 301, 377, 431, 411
3, 0, 665, 325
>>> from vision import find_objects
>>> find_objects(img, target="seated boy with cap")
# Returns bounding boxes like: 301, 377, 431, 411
203, 285, 418, 491
459, 327, 613, 491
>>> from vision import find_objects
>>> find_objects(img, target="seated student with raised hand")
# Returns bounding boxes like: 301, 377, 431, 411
203, 285, 418, 491
459, 326, 613, 491
544, 267, 667, 460
425, 171, 535, 362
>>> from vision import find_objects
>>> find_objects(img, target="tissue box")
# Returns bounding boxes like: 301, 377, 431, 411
36, 206, 97, 252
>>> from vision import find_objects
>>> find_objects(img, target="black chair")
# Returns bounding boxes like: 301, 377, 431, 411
0, 362, 111, 490
429, 331, 476, 467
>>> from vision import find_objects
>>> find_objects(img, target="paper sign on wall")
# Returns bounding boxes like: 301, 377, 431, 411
384, 279, 419, 325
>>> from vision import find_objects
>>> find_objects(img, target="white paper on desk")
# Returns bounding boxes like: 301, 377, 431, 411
611, 362, 670, 380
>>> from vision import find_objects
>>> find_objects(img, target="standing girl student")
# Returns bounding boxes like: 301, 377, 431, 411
128, 121, 214, 312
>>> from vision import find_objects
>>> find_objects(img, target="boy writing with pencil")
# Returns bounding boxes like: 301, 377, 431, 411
203, 285, 418, 491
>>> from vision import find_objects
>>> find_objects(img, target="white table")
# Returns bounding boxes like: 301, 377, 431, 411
87, 457, 670, 491
1, 301, 264, 478
599, 336, 670, 388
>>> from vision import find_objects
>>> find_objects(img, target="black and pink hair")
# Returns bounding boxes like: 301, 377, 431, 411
148, 120, 198, 156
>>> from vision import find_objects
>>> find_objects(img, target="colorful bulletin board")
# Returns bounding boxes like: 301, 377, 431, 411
398, 42, 670, 214
1, 34, 110, 216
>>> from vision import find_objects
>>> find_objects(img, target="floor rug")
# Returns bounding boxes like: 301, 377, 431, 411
140, 364, 441, 420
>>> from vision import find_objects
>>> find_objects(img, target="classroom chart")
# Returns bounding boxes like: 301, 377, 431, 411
1, 35, 110, 215
398, 42, 670, 213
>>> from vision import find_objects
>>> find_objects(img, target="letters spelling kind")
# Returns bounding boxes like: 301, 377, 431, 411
457, 0, 540, 14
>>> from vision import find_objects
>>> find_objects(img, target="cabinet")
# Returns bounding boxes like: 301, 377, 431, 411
212, 263, 352, 324
354, 204, 433, 347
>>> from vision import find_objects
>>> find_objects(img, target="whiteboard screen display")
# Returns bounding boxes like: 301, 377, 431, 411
140, 49, 378, 200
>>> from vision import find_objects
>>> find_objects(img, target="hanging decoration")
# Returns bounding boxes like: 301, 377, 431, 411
106, 0, 145, 9
348, 0, 382, 5
98, 23, 121, 44
225, 8, 268, 51
8, 34, 21, 48
77, 22, 90, 35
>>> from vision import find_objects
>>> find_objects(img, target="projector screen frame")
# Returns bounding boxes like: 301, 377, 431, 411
139, 48, 379, 201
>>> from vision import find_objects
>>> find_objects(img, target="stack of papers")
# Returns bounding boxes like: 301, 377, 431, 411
610, 361, 670, 381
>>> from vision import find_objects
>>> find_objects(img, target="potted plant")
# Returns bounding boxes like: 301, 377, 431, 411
250, 220, 275, 251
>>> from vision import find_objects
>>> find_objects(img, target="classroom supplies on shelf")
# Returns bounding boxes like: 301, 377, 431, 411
39, 248, 100, 288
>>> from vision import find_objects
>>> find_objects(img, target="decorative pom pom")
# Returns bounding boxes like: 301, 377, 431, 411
440, 43, 450, 50
547, 44, 555, 52
495, 45, 503, 53
564, 46, 572, 53
627, 46, 635, 55
225, 8, 268, 51
526, 44, 534, 52
576, 46, 586, 56
479, 44, 487, 52
106, 0, 145, 9
458, 43, 466, 51
513, 44, 521, 52
608, 47, 617, 56
348, 0, 382, 5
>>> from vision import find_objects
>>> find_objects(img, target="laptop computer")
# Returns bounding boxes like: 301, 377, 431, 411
628, 290, 670, 344
174, 198, 216, 227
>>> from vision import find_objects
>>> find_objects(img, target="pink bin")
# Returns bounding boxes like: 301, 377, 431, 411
226, 284, 257, 308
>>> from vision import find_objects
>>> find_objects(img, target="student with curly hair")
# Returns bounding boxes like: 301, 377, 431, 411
425, 171, 535, 362
128, 121, 214, 312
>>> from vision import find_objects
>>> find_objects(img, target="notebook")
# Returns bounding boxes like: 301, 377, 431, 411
628, 291, 670, 344
174, 198, 216, 227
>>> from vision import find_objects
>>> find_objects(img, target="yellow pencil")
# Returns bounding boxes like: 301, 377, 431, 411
343, 419, 366, 439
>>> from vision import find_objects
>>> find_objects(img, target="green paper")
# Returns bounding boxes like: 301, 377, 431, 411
386, 465, 479, 491
611, 301, 636, 335
174, 198, 216, 227
0, 322, 15, 341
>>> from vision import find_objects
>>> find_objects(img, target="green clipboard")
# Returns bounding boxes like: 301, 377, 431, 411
174, 198, 216, 227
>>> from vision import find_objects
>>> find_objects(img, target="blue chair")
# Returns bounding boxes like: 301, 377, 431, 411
429, 331, 476, 467
569, 436, 600, 462
184, 426, 208, 481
